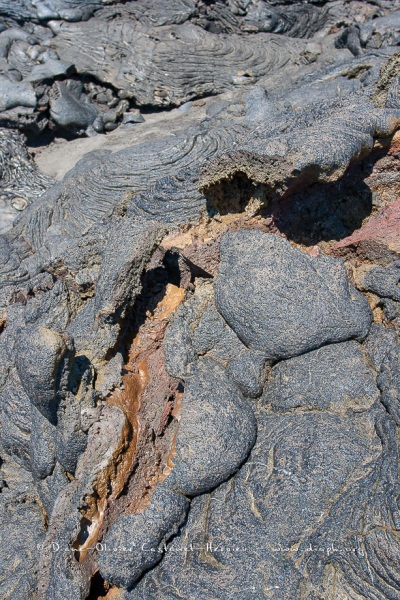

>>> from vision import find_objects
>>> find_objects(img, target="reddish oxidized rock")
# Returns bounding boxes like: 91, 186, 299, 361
333, 199, 400, 265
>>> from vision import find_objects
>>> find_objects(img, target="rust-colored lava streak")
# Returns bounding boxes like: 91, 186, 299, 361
75, 283, 185, 561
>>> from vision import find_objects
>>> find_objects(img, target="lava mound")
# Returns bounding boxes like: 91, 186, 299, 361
1, 2, 400, 599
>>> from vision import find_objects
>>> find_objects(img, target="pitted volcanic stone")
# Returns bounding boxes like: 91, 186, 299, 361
55, 391, 87, 475
226, 348, 268, 398
378, 344, 400, 426
0, 0, 110, 21
215, 230, 372, 360
363, 322, 398, 371
0, 76, 36, 111
164, 278, 246, 379
0, 464, 46, 600
36, 462, 69, 518
263, 340, 379, 413
30, 404, 57, 480
15, 326, 70, 425
0, 7, 399, 599
166, 356, 257, 496
51, 19, 308, 107
0, 370, 32, 470
130, 405, 384, 599
49, 81, 97, 133
98, 485, 189, 589
363, 262, 400, 301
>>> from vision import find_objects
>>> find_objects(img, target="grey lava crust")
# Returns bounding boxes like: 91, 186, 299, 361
0, 2, 400, 599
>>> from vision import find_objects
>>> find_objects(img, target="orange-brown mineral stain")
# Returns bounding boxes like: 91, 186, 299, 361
153, 283, 185, 320
75, 351, 147, 562
108, 359, 148, 492
159, 390, 182, 483
103, 587, 125, 600
75, 284, 185, 562
387, 129, 400, 153
0, 311, 6, 333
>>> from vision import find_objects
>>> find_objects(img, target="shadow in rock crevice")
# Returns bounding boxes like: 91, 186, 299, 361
203, 144, 393, 246
204, 172, 260, 217
266, 145, 392, 246
86, 570, 111, 599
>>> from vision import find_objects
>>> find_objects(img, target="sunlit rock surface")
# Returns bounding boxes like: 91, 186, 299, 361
1, 2, 400, 599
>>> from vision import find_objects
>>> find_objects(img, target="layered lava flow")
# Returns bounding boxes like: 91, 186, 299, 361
74, 278, 186, 566
78, 129, 400, 564
73, 213, 264, 589
1, 2, 400, 598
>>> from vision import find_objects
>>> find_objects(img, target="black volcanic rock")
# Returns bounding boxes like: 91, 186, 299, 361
215, 231, 372, 360
263, 340, 379, 413
165, 357, 257, 496
0, 2, 400, 599
98, 485, 189, 588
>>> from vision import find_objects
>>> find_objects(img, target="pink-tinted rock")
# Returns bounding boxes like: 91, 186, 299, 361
333, 200, 400, 265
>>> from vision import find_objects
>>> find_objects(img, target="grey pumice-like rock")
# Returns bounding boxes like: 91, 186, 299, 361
36, 461, 69, 517
55, 391, 87, 474
0, 462, 47, 600
98, 485, 189, 588
166, 356, 257, 496
130, 402, 386, 599
226, 348, 268, 398
30, 404, 57, 480
15, 326, 71, 425
377, 344, 400, 426
0, 27, 33, 58
215, 230, 372, 360
0, 4, 399, 598
51, 19, 310, 107
363, 261, 400, 301
363, 322, 398, 370
0, 77, 36, 111
121, 110, 145, 124
0, 369, 32, 470
26, 58, 74, 83
49, 80, 97, 133
263, 340, 379, 413
164, 278, 247, 379
0, 0, 110, 22
0, 129, 54, 235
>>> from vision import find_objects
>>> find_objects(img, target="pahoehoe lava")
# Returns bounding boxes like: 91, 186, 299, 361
1, 2, 400, 599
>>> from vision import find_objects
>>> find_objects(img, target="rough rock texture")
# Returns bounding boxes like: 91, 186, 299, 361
98, 485, 189, 588
334, 199, 400, 264
0, 0, 396, 141
0, 463, 46, 600
15, 325, 71, 424
215, 231, 371, 359
52, 20, 311, 106
165, 357, 257, 495
264, 340, 379, 413
0, 129, 54, 233
0, 2, 400, 600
